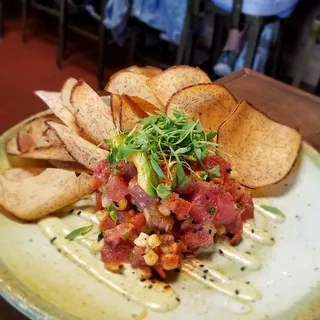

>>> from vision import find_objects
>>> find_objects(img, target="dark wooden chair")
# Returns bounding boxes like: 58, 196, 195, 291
292, 14, 320, 95
206, 0, 283, 77
21, 0, 109, 89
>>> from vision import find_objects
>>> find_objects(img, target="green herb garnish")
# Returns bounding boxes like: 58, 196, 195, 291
206, 206, 216, 215
260, 205, 284, 217
156, 183, 172, 200
106, 111, 218, 186
97, 231, 104, 242
108, 204, 118, 222
208, 165, 221, 178
65, 225, 94, 240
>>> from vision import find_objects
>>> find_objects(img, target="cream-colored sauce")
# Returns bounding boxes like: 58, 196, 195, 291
38, 217, 179, 313
215, 242, 262, 271
243, 219, 275, 246
38, 200, 281, 314
254, 203, 285, 223
182, 259, 261, 302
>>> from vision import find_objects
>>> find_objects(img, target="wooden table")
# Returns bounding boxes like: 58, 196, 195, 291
1, 69, 320, 319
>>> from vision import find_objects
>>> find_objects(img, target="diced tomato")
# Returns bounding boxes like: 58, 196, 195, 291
101, 243, 132, 264
203, 155, 232, 181
99, 215, 117, 231
226, 215, 243, 234
164, 193, 192, 220
95, 191, 103, 211
180, 223, 214, 250
129, 213, 147, 233
131, 246, 147, 267
106, 173, 129, 202
93, 160, 111, 185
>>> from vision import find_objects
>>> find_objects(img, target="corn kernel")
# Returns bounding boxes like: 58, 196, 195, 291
134, 232, 149, 248
90, 240, 104, 253
143, 249, 159, 266
147, 234, 161, 248
104, 263, 123, 273
115, 198, 128, 211
158, 204, 171, 216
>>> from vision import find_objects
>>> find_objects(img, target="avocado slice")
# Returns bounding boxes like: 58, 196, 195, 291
129, 152, 159, 197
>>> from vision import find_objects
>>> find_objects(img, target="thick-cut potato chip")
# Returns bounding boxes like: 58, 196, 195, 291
124, 66, 162, 78
35, 91, 79, 133
6, 138, 20, 155
0, 168, 95, 221
49, 160, 91, 174
126, 96, 160, 115
166, 84, 236, 132
3, 168, 44, 181
61, 77, 78, 113
20, 146, 75, 162
110, 93, 121, 128
105, 71, 164, 111
217, 100, 302, 188
71, 80, 115, 149
48, 122, 107, 171
120, 96, 148, 131
148, 65, 211, 106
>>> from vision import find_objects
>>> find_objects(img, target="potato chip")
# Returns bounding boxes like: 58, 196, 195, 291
105, 71, 164, 111
148, 65, 211, 106
61, 77, 78, 113
20, 146, 75, 162
110, 93, 121, 128
126, 96, 160, 115
35, 91, 79, 133
72, 80, 115, 149
120, 95, 148, 131
217, 100, 302, 188
124, 65, 162, 78
166, 83, 236, 132
48, 122, 107, 171
49, 160, 91, 174
0, 168, 95, 221
3, 168, 44, 181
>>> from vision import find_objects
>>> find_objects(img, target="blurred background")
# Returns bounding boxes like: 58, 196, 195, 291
0, 0, 320, 135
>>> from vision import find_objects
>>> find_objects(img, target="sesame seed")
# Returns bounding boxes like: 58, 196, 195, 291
69, 209, 74, 213
140, 278, 146, 282
245, 281, 250, 285
219, 249, 223, 255
198, 226, 203, 231
192, 229, 197, 233
270, 237, 274, 241
245, 251, 251, 255
240, 266, 245, 271
164, 285, 170, 289
148, 284, 153, 289
203, 275, 207, 280
77, 211, 82, 216
199, 264, 204, 268
235, 289, 239, 295
203, 269, 208, 273
50, 237, 57, 244
176, 297, 181, 302
209, 229, 212, 235
251, 229, 255, 233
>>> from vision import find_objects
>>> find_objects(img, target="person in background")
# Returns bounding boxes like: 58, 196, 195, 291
212, 0, 299, 76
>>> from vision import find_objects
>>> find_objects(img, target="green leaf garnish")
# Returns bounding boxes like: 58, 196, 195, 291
97, 231, 104, 242
260, 205, 284, 216
208, 165, 221, 178
156, 183, 172, 200
104, 111, 218, 184
65, 225, 94, 240
108, 204, 118, 222
151, 156, 166, 178
206, 206, 216, 215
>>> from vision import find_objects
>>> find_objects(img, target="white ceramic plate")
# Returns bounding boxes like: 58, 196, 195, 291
1, 112, 320, 320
